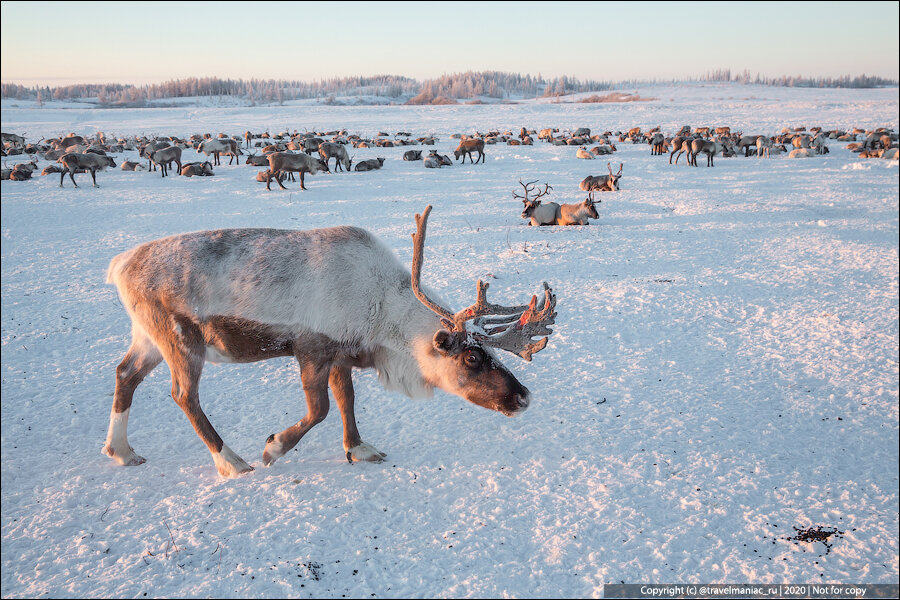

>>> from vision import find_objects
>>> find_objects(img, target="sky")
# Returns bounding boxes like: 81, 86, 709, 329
1, 1, 898, 87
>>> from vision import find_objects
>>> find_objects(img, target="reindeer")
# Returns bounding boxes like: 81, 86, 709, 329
102, 206, 556, 477
2, 132, 26, 147
576, 147, 595, 160
139, 141, 171, 171
245, 152, 270, 166
756, 136, 774, 158
515, 180, 559, 226
591, 144, 616, 156
454, 138, 486, 164
649, 133, 666, 156
736, 135, 761, 157
403, 150, 423, 161
557, 198, 600, 226
354, 157, 385, 171
180, 161, 214, 177
423, 153, 443, 168
58, 152, 116, 187
810, 134, 829, 155
690, 139, 723, 166
7, 158, 39, 180
669, 137, 692, 164
197, 139, 242, 166
265, 152, 326, 190
151, 146, 183, 177
301, 137, 324, 154
120, 160, 148, 171
579, 163, 623, 193
318, 142, 352, 172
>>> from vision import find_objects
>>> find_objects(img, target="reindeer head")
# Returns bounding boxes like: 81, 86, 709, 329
583, 196, 600, 219
513, 179, 553, 220
411, 206, 557, 416
605, 162, 623, 191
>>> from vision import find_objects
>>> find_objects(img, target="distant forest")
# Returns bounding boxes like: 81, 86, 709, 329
2, 70, 896, 106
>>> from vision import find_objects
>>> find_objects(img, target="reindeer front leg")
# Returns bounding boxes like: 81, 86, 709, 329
330, 365, 385, 463
262, 356, 331, 466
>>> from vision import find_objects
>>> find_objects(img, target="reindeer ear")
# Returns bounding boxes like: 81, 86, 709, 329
433, 330, 465, 356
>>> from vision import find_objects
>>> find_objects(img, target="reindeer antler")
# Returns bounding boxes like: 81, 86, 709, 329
471, 282, 557, 361
512, 179, 553, 203
512, 179, 539, 201
411, 206, 557, 360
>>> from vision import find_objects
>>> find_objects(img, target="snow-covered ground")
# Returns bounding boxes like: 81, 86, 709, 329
2, 83, 898, 598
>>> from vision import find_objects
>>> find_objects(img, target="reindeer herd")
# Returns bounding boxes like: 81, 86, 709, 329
1, 122, 897, 222
2, 117, 896, 479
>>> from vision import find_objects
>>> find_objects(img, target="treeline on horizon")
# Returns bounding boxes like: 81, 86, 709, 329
1, 70, 896, 105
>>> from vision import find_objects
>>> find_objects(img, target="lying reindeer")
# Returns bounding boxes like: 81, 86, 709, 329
180, 161, 214, 177
516, 180, 559, 226
354, 157, 385, 171
579, 163, 623, 193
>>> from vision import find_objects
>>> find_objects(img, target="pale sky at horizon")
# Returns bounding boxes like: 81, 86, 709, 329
1, 0, 898, 87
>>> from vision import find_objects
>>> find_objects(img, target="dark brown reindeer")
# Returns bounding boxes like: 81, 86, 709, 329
102, 207, 557, 477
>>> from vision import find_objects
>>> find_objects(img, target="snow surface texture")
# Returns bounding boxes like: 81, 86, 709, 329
2, 83, 898, 597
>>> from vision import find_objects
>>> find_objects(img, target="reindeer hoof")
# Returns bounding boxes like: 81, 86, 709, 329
262, 434, 285, 466
213, 445, 253, 478
103, 444, 146, 466
345, 442, 386, 463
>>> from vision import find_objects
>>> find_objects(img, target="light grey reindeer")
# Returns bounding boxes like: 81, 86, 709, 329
102, 206, 557, 477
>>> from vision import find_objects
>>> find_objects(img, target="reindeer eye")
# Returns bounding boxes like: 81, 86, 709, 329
463, 348, 484, 369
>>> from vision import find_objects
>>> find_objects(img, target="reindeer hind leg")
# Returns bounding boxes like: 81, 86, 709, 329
102, 326, 162, 466
150, 310, 251, 477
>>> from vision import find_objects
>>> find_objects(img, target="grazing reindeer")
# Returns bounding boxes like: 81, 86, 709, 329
515, 180, 559, 226
102, 206, 557, 477
58, 152, 116, 187
737, 135, 762, 157
579, 163, 623, 193
318, 142, 352, 172
454, 138, 486, 164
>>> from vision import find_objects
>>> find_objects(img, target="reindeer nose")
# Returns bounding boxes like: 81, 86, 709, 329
512, 392, 530, 414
